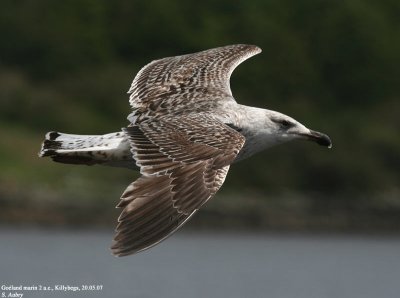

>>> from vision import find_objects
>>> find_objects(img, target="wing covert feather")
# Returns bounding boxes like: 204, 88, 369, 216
111, 115, 245, 256
127, 44, 261, 122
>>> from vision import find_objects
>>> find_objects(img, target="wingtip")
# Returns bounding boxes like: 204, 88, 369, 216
110, 242, 136, 257
238, 44, 262, 54
249, 44, 262, 53
231, 44, 262, 53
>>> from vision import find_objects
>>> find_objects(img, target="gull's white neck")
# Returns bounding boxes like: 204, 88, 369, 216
215, 103, 288, 161
237, 105, 284, 160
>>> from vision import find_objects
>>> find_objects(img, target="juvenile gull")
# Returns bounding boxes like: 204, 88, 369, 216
39, 44, 332, 256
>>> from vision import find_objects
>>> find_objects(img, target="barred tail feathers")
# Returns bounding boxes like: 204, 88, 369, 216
39, 131, 133, 167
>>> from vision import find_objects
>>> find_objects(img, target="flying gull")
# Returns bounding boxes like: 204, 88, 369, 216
39, 44, 332, 256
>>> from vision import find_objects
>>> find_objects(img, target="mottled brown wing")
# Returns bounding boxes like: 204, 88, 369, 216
111, 115, 245, 256
127, 44, 261, 120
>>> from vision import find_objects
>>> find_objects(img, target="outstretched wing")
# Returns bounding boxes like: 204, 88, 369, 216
111, 114, 245, 256
128, 44, 261, 121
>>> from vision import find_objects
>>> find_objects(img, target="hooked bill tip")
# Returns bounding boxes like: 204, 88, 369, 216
304, 130, 332, 148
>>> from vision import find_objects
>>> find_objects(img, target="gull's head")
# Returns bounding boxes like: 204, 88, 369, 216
264, 110, 332, 148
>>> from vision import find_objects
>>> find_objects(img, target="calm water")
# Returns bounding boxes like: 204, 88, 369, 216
1, 228, 400, 298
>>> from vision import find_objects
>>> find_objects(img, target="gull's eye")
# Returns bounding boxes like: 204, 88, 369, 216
280, 120, 292, 128
271, 117, 294, 129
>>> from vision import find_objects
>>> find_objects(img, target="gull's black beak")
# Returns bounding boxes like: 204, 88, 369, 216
300, 130, 332, 148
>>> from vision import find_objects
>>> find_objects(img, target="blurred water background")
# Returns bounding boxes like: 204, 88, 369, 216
0, 0, 399, 297
1, 228, 400, 298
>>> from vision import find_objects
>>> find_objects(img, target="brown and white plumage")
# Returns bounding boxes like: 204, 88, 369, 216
39, 44, 332, 256
112, 114, 244, 255
127, 44, 261, 123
